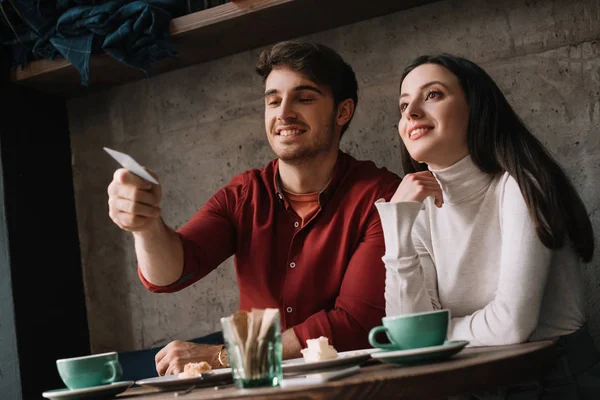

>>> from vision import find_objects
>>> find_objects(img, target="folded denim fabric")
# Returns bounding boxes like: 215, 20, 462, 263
2, 0, 184, 85
50, 0, 180, 85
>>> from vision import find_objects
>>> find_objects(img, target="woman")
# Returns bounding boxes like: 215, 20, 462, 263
375, 54, 599, 399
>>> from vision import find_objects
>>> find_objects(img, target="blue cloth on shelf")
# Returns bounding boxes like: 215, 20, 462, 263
49, 0, 180, 85
1, 0, 184, 85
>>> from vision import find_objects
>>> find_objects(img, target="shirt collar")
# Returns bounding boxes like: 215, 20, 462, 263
429, 154, 493, 204
273, 150, 349, 208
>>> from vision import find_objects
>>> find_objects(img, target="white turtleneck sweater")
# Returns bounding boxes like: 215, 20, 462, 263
375, 155, 586, 346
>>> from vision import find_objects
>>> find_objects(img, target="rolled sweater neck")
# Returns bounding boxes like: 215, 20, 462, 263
429, 155, 494, 204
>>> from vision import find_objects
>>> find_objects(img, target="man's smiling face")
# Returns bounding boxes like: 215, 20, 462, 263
264, 67, 339, 165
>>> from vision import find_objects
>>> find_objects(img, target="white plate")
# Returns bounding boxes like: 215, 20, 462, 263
136, 348, 377, 388
371, 340, 469, 365
135, 368, 232, 390
281, 348, 378, 374
42, 381, 133, 399
280, 366, 361, 388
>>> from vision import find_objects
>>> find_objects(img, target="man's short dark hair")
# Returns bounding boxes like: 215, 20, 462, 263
256, 40, 359, 138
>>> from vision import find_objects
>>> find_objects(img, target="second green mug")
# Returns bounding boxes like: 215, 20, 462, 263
56, 351, 122, 390
368, 309, 450, 350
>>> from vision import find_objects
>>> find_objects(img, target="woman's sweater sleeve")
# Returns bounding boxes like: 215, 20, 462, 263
375, 200, 441, 316
447, 177, 552, 346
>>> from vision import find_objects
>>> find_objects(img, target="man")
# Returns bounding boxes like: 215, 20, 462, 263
108, 40, 401, 376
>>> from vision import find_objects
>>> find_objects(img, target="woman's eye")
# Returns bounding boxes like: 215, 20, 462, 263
426, 91, 441, 100
399, 103, 408, 112
267, 100, 280, 106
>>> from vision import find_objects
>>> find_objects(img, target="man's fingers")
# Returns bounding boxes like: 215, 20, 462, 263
114, 198, 160, 217
113, 212, 152, 231
114, 168, 154, 189
155, 342, 172, 364
116, 185, 159, 206
107, 180, 119, 197
156, 356, 169, 376
155, 345, 170, 376
155, 341, 190, 376
108, 169, 162, 233
165, 363, 184, 376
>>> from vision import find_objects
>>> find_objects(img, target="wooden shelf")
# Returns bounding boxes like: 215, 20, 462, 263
10, 0, 439, 98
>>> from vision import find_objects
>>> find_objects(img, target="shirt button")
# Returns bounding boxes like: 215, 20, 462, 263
289, 262, 296, 268
294, 222, 299, 228
286, 307, 293, 313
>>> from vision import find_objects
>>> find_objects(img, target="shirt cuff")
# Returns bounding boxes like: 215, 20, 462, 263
138, 233, 197, 293
375, 200, 424, 260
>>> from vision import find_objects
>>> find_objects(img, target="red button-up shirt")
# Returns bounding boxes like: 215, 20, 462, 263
139, 151, 401, 351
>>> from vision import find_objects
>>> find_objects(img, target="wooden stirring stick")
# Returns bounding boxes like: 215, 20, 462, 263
231, 310, 249, 378
256, 308, 279, 376
247, 309, 265, 379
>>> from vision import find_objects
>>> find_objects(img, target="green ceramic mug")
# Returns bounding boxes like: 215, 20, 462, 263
56, 351, 123, 390
368, 309, 450, 350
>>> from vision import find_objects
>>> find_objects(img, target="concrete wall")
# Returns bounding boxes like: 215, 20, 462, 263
68, 0, 600, 353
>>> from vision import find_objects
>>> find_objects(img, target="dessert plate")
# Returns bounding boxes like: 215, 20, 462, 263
135, 368, 232, 390
282, 348, 378, 374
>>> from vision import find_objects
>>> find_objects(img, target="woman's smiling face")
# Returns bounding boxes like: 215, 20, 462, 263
398, 63, 470, 170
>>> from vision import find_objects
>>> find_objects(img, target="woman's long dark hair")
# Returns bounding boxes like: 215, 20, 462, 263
399, 54, 594, 262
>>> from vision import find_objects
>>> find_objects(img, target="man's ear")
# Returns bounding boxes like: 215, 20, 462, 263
335, 99, 355, 128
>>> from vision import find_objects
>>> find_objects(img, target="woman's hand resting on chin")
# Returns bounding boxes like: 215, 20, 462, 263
391, 171, 444, 208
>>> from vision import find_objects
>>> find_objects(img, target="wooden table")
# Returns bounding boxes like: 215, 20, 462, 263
117, 340, 555, 400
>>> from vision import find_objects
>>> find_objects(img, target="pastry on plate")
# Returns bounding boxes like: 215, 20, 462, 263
178, 361, 212, 378
301, 336, 338, 362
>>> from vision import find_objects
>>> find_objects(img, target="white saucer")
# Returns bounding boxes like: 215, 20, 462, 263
371, 340, 469, 365
42, 381, 133, 399
282, 348, 379, 374
136, 368, 233, 390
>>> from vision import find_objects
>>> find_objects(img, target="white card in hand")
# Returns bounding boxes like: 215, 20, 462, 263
103, 147, 159, 185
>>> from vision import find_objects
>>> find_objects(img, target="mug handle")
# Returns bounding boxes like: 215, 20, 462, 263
103, 360, 123, 384
368, 326, 397, 350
